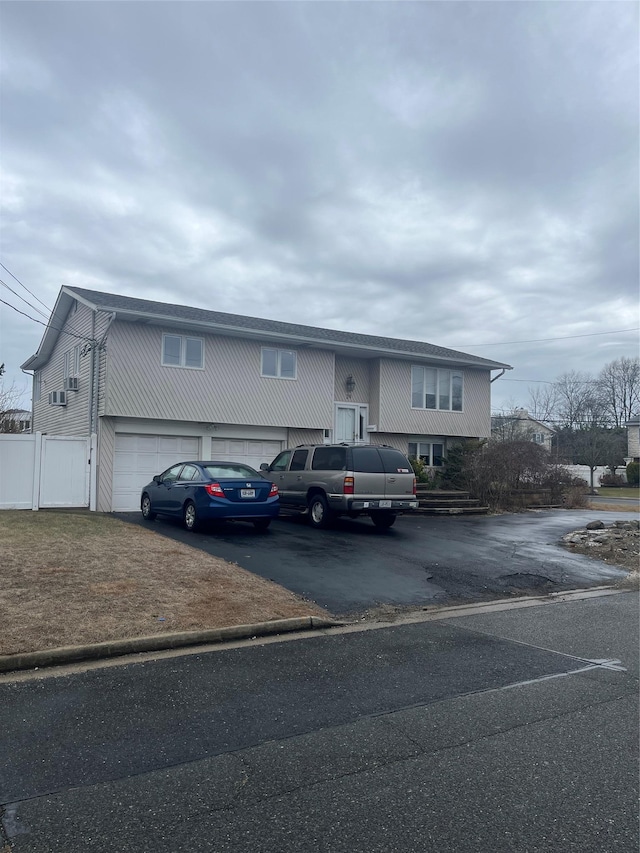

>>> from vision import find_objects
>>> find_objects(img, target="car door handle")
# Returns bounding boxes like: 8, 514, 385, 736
296, 476, 302, 481
388, 477, 396, 482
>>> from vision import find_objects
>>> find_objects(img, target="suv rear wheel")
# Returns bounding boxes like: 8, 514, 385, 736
371, 511, 396, 529
308, 494, 333, 529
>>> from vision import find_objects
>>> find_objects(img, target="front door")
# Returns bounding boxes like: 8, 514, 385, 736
335, 404, 369, 444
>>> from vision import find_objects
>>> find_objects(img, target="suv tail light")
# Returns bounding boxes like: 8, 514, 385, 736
412, 477, 417, 496
269, 483, 279, 497
343, 476, 354, 495
205, 482, 225, 498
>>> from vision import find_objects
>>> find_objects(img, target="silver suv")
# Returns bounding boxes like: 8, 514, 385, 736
260, 444, 418, 529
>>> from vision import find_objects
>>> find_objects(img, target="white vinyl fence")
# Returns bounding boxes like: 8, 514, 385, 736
0, 433, 96, 510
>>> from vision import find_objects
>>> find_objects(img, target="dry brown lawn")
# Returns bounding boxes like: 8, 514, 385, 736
0, 511, 327, 656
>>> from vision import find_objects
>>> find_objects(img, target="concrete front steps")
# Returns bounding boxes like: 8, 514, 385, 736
414, 486, 489, 515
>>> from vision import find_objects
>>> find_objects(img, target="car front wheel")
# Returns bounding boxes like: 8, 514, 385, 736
141, 494, 156, 521
308, 494, 333, 529
183, 501, 198, 531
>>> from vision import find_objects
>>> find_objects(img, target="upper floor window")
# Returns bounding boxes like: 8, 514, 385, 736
162, 334, 204, 369
261, 347, 296, 379
411, 366, 463, 411
64, 345, 81, 379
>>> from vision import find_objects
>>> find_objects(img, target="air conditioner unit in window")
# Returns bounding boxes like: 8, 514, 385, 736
64, 376, 79, 391
48, 390, 67, 406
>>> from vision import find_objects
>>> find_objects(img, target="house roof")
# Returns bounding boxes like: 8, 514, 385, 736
22, 286, 513, 372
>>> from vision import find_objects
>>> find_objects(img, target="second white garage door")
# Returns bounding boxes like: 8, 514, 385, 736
209, 438, 282, 470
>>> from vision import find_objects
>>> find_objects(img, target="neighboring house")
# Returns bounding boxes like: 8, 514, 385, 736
625, 415, 639, 464
22, 287, 511, 512
1, 408, 31, 433
491, 408, 555, 451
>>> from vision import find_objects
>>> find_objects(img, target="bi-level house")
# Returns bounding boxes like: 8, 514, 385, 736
22, 287, 511, 512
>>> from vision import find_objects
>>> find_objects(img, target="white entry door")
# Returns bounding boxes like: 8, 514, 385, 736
335, 404, 369, 444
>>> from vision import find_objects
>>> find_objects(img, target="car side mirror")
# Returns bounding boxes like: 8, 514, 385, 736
153, 475, 162, 484
259, 463, 269, 471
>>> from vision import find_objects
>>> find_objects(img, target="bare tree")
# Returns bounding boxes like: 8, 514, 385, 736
0, 379, 26, 433
527, 384, 558, 424
553, 370, 603, 430
597, 357, 640, 427
491, 407, 536, 443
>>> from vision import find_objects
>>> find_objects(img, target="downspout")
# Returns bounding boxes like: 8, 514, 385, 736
90, 312, 116, 435
89, 311, 116, 511
490, 369, 507, 383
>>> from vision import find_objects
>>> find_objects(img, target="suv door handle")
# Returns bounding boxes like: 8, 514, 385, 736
387, 477, 396, 482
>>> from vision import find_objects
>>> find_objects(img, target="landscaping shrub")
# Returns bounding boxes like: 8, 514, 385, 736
627, 461, 639, 486
456, 440, 590, 511
598, 473, 625, 487
409, 457, 442, 488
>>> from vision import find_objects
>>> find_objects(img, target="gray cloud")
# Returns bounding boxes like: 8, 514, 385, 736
1, 1, 638, 413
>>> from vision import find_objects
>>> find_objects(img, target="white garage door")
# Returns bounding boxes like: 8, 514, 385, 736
209, 438, 282, 470
113, 434, 201, 512
112, 434, 283, 512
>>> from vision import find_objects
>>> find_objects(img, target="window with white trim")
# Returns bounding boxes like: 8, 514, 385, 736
261, 347, 297, 379
411, 366, 463, 411
162, 334, 204, 369
408, 441, 444, 467
63, 345, 81, 379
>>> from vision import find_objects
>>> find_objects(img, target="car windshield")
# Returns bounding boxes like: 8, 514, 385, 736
202, 464, 260, 480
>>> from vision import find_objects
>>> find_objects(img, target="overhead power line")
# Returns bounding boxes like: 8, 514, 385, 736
0, 262, 52, 314
0, 294, 96, 345
0, 278, 50, 321
457, 327, 639, 347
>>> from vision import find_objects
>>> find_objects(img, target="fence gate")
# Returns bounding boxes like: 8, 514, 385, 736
0, 433, 92, 510
38, 436, 91, 508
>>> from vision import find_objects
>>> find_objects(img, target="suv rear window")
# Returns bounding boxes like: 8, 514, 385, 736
378, 448, 413, 474
312, 447, 346, 470
350, 446, 384, 473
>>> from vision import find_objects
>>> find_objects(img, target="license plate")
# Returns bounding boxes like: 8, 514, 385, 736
379, 500, 392, 508
240, 489, 255, 498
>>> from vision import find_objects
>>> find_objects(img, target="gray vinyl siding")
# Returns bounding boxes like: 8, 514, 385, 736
627, 424, 639, 460
96, 416, 115, 512
95, 310, 111, 419
104, 322, 334, 429
370, 433, 408, 453
287, 428, 324, 447
334, 357, 370, 404
378, 359, 491, 438
31, 302, 93, 436
368, 360, 380, 427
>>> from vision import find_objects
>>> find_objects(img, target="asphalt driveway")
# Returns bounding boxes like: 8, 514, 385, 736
119, 508, 632, 615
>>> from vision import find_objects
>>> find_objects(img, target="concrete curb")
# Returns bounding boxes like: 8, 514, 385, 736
0, 616, 338, 674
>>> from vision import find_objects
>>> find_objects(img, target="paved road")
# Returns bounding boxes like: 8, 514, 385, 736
121, 509, 631, 614
1, 591, 638, 852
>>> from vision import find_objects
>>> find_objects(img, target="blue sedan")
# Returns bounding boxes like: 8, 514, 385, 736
140, 461, 279, 531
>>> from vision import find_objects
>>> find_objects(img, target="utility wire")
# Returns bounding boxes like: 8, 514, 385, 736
456, 327, 639, 347
0, 278, 50, 321
0, 262, 52, 313
0, 295, 96, 344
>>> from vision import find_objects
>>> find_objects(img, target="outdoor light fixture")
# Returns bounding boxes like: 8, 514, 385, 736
345, 375, 356, 394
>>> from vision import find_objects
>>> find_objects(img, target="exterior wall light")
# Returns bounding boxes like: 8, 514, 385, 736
345, 375, 356, 394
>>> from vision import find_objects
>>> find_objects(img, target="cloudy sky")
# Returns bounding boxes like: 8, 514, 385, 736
1, 1, 638, 415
